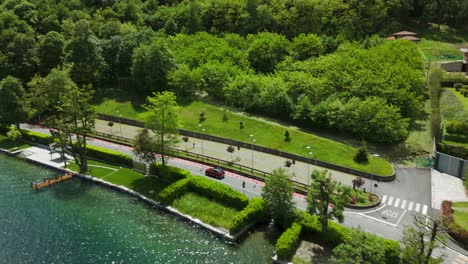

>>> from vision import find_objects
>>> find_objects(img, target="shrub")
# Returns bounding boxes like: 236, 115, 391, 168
284, 130, 291, 142
188, 176, 248, 210
455, 83, 464, 91
321, 221, 351, 246
158, 178, 191, 204
441, 200, 468, 249
276, 222, 303, 260
354, 144, 369, 163
437, 142, 468, 160
20, 130, 53, 145
229, 198, 268, 234
446, 121, 468, 135
294, 210, 321, 234
149, 163, 190, 182
85, 144, 133, 167
382, 239, 401, 264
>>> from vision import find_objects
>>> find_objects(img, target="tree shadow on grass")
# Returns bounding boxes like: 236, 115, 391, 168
129, 176, 171, 200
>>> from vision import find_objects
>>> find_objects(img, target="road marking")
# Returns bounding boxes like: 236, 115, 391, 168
387, 196, 394, 205
381, 195, 387, 204
394, 198, 400, 207
415, 203, 421, 213
395, 209, 407, 227
422, 205, 428, 215
408, 202, 414, 211
401, 200, 407, 209
453, 255, 468, 264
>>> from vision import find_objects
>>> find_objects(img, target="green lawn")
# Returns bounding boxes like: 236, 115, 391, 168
452, 202, 468, 230
419, 39, 464, 62
451, 89, 468, 110
172, 192, 241, 229
0, 134, 31, 151
66, 159, 171, 200
93, 98, 393, 176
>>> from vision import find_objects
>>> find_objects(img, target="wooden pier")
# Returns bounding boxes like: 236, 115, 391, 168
32, 173, 74, 190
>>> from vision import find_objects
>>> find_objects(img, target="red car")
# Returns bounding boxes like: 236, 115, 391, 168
205, 167, 225, 179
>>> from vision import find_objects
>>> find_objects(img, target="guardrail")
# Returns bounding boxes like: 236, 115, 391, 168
97, 113, 396, 182
90, 130, 310, 194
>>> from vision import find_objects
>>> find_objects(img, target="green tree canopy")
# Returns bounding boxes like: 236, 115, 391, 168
0, 76, 29, 127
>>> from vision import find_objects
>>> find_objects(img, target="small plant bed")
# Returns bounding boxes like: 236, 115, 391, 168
453, 202, 468, 231
0, 134, 30, 151
172, 192, 241, 229
94, 98, 393, 176
346, 189, 380, 208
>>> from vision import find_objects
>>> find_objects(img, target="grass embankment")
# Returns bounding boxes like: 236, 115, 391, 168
67, 159, 241, 228
173, 192, 241, 229
419, 39, 463, 62
453, 202, 468, 231
94, 98, 393, 176
0, 134, 31, 151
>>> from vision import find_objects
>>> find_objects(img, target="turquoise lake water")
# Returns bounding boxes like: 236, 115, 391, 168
0, 155, 275, 263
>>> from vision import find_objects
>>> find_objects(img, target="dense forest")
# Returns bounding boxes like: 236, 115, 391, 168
0, 0, 463, 143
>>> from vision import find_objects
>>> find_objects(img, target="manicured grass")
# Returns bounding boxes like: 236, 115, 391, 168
451, 89, 468, 110
93, 98, 393, 176
452, 202, 468, 230
0, 134, 31, 151
172, 192, 241, 229
67, 159, 172, 200
419, 39, 463, 62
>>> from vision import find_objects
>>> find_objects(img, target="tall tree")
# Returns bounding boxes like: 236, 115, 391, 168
400, 215, 447, 264
142, 91, 179, 166
307, 169, 348, 231
52, 84, 95, 173
330, 227, 387, 264
133, 128, 162, 165
261, 168, 295, 228
39, 31, 65, 75
131, 37, 176, 93
0, 76, 29, 128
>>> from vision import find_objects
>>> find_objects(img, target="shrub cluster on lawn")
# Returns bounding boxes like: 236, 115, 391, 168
20, 130, 53, 145
437, 142, 468, 160
229, 198, 268, 234
149, 163, 190, 182
84, 145, 133, 167
276, 222, 303, 260
441, 200, 468, 248
158, 175, 248, 210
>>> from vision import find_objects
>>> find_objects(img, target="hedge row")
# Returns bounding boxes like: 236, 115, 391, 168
20, 130, 54, 145
276, 222, 303, 260
446, 121, 468, 135
295, 210, 321, 234
158, 176, 249, 210
85, 144, 133, 167
229, 198, 268, 234
444, 133, 468, 144
150, 163, 190, 182
441, 200, 468, 249
438, 142, 468, 160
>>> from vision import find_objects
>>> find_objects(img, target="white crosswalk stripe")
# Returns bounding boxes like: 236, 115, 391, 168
401, 200, 407, 209
394, 198, 400, 207
453, 254, 468, 264
422, 205, 428, 215
415, 203, 421, 213
382, 195, 387, 204
387, 196, 394, 206
408, 202, 414, 211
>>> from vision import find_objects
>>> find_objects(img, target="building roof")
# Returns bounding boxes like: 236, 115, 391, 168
386, 36, 396, 40
461, 48, 468, 52
392, 31, 418, 36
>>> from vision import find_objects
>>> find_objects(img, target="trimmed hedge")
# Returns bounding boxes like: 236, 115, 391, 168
21, 130, 53, 145
295, 210, 321, 234
158, 176, 248, 210
150, 163, 190, 182
85, 144, 133, 167
446, 121, 468, 135
382, 239, 402, 264
158, 178, 191, 204
276, 222, 303, 261
441, 200, 468, 249
229, 198, 268, 234
438, 142, 468, 160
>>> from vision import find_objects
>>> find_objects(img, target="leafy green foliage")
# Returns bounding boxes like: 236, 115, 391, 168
149, 162, 190, 182
6, 125, 21, 145
354, 144, 369, 163
20, 130, 53, 145
85, 144, 133, 167
275, 222, 302, 261
262, 168, 295, 228
0, 76, 29, 127
229, 198, 268, 234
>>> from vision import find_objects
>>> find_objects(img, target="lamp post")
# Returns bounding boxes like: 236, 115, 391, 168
119, 115, 123, 137
249, 134, 255, 174
371, 153, 380, 193
198, 124, 205, 171
308, 151, 313, 186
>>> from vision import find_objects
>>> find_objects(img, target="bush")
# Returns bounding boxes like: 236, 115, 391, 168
441, 200, 468, 249
276, 222, 303, 260
149, 163, 190, 182
321, 221, 351, 246
354, 144, 369, 163
455, 83, 464, 91
158, 178, 191, 204
158, 176, 249, 210
20, 130, 53, 145
85, 144, 133, 167
437, 142, 468, 159
229, 198, 268, 234
294, 210, 321, 234
188, 175, 248, 210
382, 239, 401, 264
446, 121, 468, 135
